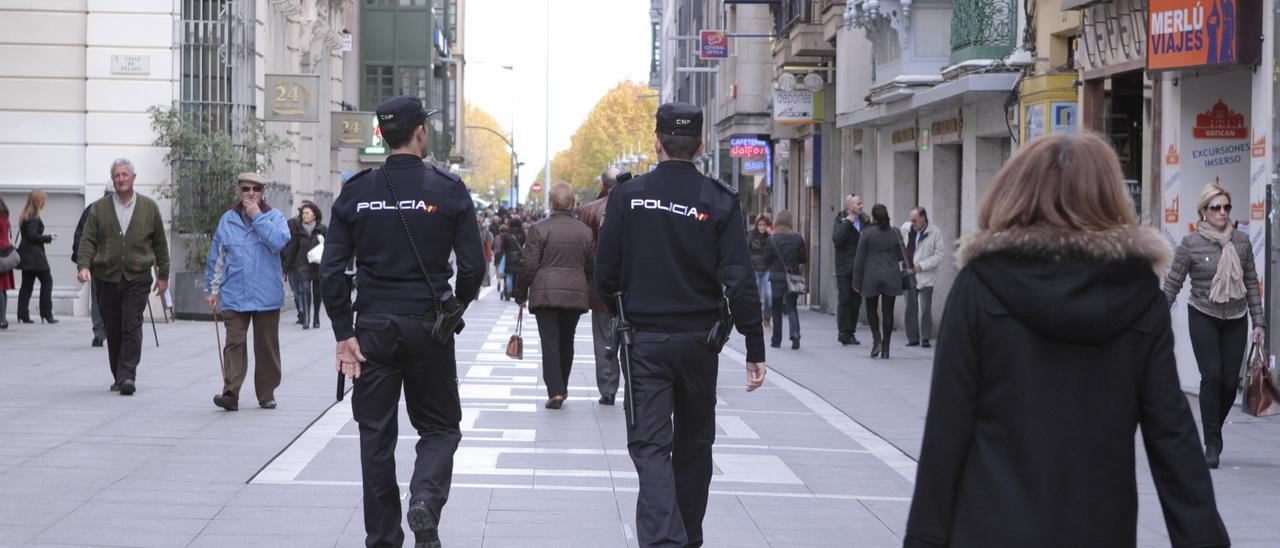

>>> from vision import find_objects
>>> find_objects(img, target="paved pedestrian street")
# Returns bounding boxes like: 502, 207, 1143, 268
4, 288, 1280, 546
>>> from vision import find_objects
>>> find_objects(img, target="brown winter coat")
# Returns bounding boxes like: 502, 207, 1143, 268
577, 192, 610, 312
515, 211, 594, 312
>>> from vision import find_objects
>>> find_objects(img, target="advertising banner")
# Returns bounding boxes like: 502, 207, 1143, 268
1148, 0, 1263, 71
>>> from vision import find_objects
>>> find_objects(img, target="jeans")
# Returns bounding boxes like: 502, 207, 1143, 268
770, 281, 800, 343
290, 276, 310, 320
754, 271, 772, 316
1187, 306, 1249, 449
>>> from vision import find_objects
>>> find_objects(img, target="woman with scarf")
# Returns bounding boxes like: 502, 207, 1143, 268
283, 201, 326, 329
1163, 180, 1266, 469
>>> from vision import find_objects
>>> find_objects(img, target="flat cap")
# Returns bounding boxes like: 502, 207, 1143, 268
656, 102, 703, 137
236, 172, 269, 186
376, 95, 439, 133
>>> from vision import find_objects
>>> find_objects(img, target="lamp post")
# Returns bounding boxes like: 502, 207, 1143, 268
464, 125, 519, 208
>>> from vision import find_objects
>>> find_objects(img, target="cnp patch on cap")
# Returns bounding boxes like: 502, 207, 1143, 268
375, 95, 439, 132
656, 102, 703, 137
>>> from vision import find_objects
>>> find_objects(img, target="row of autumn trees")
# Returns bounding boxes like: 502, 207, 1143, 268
464, 80, 658, 207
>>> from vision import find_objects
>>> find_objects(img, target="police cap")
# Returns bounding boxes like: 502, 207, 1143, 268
656, 102, 702, 137
375, 95, 439, 133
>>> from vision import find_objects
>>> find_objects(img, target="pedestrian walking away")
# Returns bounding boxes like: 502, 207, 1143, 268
75, 158, 171, 396
205, 173, 292, 412
321, 95, 485, 548
282, 201, 327, 330
16, 189, 60, 324
901, 207, 945, 348
762, 210, 806, 350
501, 217, 526, 301
832, 195, 868, 345
850, 204, 906, 359
515, 182, 594, 410
73, 194, 112, 346
578, 167, 624, 405
1163, 180, 1266, 470
905, 133, 1228, 548
595, 101, 768, 548
0, 196, 14, 330
747, 214, 774, 334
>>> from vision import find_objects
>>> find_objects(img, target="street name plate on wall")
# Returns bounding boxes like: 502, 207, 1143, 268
266, 74, 320, 122
110, 54, 151, 75
331, 112, 377, 149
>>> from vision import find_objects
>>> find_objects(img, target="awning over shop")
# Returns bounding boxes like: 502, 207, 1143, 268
1060, 0, 1104, 10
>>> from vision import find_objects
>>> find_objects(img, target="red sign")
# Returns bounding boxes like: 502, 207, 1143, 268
530, 182, 543, 193
1192, 99, 1247, 139
699, 31, 728, 60
1148, 0, 1262, 71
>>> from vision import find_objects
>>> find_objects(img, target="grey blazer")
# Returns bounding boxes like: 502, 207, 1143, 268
851, 224, 906, 298
1163, 230, 1265, 326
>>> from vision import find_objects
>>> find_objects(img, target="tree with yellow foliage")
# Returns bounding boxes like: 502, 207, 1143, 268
463, 103, 513, 204
533, 81, 658, 204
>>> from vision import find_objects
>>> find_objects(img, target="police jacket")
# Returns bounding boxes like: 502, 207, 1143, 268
594, 160, 766, 363
205, 204, 292, 312
320, 153, 485, 341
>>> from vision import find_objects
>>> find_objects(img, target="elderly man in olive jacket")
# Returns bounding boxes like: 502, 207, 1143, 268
76, 158, 170, 396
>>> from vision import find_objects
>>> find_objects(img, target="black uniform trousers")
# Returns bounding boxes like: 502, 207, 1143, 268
626, 330, 718, 548
97, 273, 151, 383
835, 273, 861, 338
352, 313, 463, 548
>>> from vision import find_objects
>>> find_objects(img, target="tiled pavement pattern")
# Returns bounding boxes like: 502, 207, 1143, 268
1, 287, 1280, 546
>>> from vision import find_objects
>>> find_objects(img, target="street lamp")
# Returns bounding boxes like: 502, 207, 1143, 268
464, 125, 519, 208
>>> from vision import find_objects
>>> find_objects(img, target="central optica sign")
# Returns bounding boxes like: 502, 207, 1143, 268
700, 30, 728, 60
1147, 0, 1262, 70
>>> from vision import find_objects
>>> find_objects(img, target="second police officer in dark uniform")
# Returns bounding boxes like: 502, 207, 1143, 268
595, 102, 769, 547
321, 96, 484, 548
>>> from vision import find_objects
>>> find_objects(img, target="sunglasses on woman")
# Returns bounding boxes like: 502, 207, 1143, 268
1207, 204, 1232, 213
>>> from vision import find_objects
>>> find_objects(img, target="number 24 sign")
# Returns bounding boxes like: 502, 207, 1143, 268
266, 74, 319, 122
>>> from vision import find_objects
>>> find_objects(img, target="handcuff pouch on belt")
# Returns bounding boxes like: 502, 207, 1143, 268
705, 296, 733, 353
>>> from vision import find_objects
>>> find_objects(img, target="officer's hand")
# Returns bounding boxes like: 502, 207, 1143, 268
746, 362, 767, 392
205, 294, 219, 311
336, 337, 366, 380
77, 268, 92, 284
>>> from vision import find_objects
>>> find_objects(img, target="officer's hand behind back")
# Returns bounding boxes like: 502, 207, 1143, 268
746, 362, 767, 392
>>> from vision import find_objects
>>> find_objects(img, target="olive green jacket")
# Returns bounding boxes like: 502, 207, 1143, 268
76, 193, 170, 283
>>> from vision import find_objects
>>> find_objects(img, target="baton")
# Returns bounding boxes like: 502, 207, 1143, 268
614, 292, 637, 428
337, 372, 346, 401
146, 298, 159, 347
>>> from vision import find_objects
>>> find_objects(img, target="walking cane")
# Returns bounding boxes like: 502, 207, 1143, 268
146, 298, 159, 347
213, 310, 224, 371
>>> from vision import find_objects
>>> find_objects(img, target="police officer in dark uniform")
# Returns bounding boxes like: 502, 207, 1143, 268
321, 95, 484, 548
595, 102, 768, 547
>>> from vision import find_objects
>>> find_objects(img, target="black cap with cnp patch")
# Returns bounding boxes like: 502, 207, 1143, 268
375, 95, 439, 133
655, 102, 703, 137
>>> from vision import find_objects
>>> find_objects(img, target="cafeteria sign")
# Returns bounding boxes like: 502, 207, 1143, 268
1148, 0, 1262, 71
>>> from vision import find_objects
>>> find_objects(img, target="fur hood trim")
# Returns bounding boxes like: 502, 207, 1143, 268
957, 225, 1172, 276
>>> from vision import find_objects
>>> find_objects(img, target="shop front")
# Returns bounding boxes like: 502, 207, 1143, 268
1150, 0, 1272, 388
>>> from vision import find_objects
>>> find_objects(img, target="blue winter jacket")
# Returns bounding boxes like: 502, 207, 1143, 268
205, 206, 292, 312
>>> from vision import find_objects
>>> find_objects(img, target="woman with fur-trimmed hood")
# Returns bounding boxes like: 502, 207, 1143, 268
904, 133, 1228, 548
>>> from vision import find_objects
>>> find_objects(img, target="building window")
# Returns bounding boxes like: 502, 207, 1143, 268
398, 66, 429, 101
363, 65, 394, 109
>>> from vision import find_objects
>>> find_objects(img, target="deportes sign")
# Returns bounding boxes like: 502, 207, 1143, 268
1147, 0, 1262, 71
699, 31, 728, 60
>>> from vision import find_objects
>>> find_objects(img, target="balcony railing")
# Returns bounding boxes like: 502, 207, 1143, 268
950, 0, 1016, 64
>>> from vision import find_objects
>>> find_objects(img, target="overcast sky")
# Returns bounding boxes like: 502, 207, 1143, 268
464, 0, 652, 185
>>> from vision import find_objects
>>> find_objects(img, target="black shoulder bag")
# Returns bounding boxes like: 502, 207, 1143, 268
381, 167, 466, 344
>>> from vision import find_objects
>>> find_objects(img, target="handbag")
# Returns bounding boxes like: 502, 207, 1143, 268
506, 305, 525, 360
306, 234, 325, 264
770, 236, 807, 294
1243, 343, 1280, 417
0, 247, 18, 273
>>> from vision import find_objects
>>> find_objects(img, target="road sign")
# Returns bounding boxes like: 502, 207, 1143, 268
700, 30, 728, 60
530, 182, 543, 193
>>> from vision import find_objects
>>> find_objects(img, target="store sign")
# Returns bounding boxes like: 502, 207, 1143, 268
1050, 102, 1077, 133
1079, 0, 1147, 74
331, 112, 376, 149
931, 118, 962, 137
1192, 99, 1247, 139
891, 127, 918, 145
266, 74, 320, 122
773, 91, 813, 125
729, 136, 769, 158
700, 30, 728, 60
1148, 0, 1263, 71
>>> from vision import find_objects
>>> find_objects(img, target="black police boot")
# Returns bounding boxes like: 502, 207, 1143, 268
407, 500, 442, 548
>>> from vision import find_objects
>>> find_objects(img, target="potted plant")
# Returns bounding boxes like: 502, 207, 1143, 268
148, 106, 291, 320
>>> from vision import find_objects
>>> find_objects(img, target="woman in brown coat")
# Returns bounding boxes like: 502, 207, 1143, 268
515, 183, 595, 409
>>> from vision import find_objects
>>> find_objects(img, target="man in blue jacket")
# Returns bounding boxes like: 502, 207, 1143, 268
204, 173, 292, 411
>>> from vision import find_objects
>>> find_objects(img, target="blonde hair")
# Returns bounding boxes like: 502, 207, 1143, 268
20, 189, 47, 223
549, 182, 575, 212
1197, 181, 1231, 218
978, 132, 1138, 231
